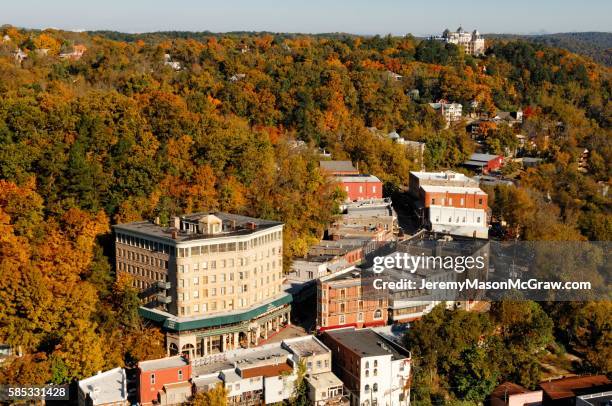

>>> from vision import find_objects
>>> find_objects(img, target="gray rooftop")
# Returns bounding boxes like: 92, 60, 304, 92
320, 160, 358, 173
78, 367, 127, 405
324, 328, 409, 360
139, 355, 189, 371
283, 336, 330, 358
113, 212, 282, 243
468, 153, 501, 162
338, 175, 381, 183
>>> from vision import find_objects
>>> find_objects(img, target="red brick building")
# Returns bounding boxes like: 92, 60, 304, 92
464, 153, 504, 173
419, 185, 488, 210
338, 175, 383, 202
138, 356, 191, 405
317, 268, 387, 332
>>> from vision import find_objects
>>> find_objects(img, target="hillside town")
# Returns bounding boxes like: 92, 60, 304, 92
75, 161, 611, 405
0, 12, 609, 406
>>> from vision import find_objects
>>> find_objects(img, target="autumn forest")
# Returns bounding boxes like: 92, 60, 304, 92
0, 25, 610, 391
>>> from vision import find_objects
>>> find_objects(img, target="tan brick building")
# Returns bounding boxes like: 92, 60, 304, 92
113, 213, 291, 357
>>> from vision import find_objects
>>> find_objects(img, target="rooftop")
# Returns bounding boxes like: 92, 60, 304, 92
319, 160, 358, 173
222, 369, 243, 383
192, 342, 291, 376
192, 373, 223, 389
490, 382, 537, 399
540, 375, 611, 400
338, 175, 381, 183
324, 328, 410, 360
283, 336, 330, 358
410, 171, 474, 182
113, 212, 282, 243
468, 153, 502, 162
306, 371, 343, 390
78, 367, 127, 406
139, 355, 189, 372
240, 362, 293, 378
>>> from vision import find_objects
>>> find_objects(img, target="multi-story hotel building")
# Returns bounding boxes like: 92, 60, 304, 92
113, 212, 292, 358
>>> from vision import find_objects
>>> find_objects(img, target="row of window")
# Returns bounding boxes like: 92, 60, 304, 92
178, 286, 282, 316
116, 233, 173, 254
344, 185, 377, 193
178, 256, 278, 273
118, 249, 169, 269
320, 309, 383, 327
430, 197, 484, 206
177, 232, 282, 258
433, 215, 482, 224
306, 359, 330, 370
122, 264, 167, 282
149, 369, 183, 385
178, 271, 281, 289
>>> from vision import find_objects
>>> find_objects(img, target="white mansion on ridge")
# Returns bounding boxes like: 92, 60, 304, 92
434, 26, 485, 56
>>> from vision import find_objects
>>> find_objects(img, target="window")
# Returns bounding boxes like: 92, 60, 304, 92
477, 217, 481, 223
460, 197, 464, 206
339, 315, 345, 324
448, 198, 453, 205
364, 384, 370, 393
365, 361, 369, 369
150, 373, 155, 384
365, 370, 369, 377
478, 198, 483, 205
374, 309, 382, 319
358, 312, 364, 322
374, 369, 378, 376
431, 198, 436, 204
373, 383, 378, 392
178, 370, 183, 380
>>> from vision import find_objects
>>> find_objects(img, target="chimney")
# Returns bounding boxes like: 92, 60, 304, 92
246, 221, 257, 230
171, 231, 178, 240
172, 216, 180, 230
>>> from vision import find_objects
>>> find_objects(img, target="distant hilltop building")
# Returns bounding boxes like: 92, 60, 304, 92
434, 26, 485, 56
